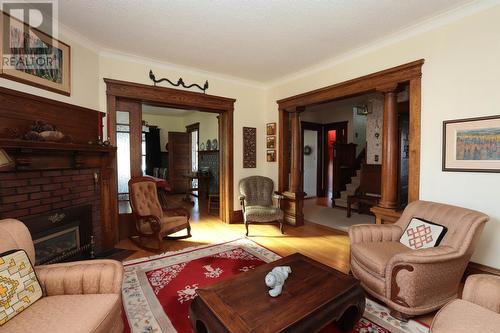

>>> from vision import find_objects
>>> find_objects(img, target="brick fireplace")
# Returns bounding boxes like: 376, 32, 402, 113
0, 168, 103, 255
0, 87, 118, 255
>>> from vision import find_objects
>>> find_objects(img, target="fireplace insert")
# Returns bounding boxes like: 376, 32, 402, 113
23, 205, 94, 265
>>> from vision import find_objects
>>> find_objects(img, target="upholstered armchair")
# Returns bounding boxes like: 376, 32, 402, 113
239, 176, 284, 236
129, 177, 191, 251
349, 200, 488, 320
0, 219, 123, 333
430, 274, 500, 333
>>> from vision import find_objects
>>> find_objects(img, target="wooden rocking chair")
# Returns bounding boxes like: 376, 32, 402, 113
129, 177, 191, 252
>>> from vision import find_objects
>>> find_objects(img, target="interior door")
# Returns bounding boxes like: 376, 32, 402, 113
168, 132, 192, 193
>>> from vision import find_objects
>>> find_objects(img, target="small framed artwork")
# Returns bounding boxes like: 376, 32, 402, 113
0, 12, 71, 95
267, 150, 276, 162
243, 127, 256, 168
443, 115, 500, 172
266, 123, 276, 136
266, 136, 276, 149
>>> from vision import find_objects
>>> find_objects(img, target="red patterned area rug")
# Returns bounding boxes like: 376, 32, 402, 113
122, 238, 429, 333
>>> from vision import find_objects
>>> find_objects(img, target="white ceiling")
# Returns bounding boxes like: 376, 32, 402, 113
59, 0, 475, 82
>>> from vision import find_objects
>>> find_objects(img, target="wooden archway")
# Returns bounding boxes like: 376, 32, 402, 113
104, 79, 235, 227
277, 60, 424, 226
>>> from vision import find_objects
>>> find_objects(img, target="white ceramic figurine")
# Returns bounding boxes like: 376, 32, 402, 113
265, 266, 292, 297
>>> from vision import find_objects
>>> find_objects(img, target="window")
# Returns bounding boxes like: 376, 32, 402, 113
191, 129, 199, 173
186, 123, 199, 189
116, 111, 130, 202
141, 130, 146, 175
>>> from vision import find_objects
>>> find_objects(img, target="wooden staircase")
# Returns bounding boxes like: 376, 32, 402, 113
335, 169, 361, 208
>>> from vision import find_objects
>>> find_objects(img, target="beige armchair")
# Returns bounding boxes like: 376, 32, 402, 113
239, 176, 284, 236
0, 219, 124, 333
430, 274, 500, 333
349, 200, 488, 320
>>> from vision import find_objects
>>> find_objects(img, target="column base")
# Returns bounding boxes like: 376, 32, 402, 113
370, 206, 402, 224
282, 191, 305, 226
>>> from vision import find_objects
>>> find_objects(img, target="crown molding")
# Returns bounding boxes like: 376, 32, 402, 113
266, 0, 500, 88
98, 49, 266, 90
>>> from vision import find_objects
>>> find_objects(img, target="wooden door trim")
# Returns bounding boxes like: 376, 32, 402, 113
277, 60, 423, 226
277, 59, 424, 110
105, 79, 235, 224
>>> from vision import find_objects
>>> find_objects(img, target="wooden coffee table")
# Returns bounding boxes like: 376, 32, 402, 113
189, 253, 365, 333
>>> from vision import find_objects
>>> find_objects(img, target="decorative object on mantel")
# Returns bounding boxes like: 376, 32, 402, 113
243, 127, 257, 168
211, 138, 218, 150
0, 148, 14, 169
265, 266, 292, 297
443, 115, 500, 172
22, 121, 69, 142
149, 70, 209, 93
199, 142, 205, 151
0, 12, 71, 96
206, 139, 212, 151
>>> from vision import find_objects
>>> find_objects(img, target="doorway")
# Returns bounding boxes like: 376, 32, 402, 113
277, 60, 423, 226
105, 79, 235, 242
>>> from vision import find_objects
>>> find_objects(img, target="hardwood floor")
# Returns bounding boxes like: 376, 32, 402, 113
116, 194, 434, 326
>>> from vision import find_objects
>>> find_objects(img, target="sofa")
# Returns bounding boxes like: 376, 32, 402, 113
430, 274, 500, 333
0, 218, 124, 333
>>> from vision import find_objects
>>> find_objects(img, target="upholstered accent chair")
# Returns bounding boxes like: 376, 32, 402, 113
239, 176, 284, 236
129, 176, 191, 251
349, 200, 488, 320
0, 219, 124, 333
430, 274, 500, 333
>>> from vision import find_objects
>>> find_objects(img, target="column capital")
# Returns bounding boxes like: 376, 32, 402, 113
376, 83, 399, 94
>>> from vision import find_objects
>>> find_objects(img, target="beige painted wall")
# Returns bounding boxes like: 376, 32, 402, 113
266, 5, 500, 268
182, 112, 219, 147
142, 111, 219, 151
142, 114, 185, 151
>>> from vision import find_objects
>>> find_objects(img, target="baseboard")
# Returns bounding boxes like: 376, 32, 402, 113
464, 261, 500, 279
231, 210, 243, 223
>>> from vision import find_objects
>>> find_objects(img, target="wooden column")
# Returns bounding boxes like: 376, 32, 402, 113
378, 84, 399, 209
289, 111, 302, 192
278, 108, 289, 193
281, 108, 305, 226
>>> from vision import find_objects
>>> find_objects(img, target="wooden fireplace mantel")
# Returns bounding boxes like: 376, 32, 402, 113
0, 138, 114, 152
0, 87, 119, 252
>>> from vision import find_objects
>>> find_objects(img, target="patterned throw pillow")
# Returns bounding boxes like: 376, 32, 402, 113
0, 249, 42, 325
400, 218, 447, 250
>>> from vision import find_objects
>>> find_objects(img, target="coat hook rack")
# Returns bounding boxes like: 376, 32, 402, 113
149, 70, 209, 93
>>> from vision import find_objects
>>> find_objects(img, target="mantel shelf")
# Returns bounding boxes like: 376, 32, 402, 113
0, 139, 116, 153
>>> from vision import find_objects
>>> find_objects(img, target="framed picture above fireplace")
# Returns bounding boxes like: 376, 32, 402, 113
0, 12, 71, 96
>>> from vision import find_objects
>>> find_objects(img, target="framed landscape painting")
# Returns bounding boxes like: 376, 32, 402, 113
443, 115, 500, 172
0, 12, 71, 95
